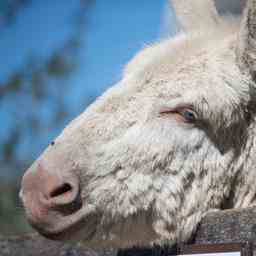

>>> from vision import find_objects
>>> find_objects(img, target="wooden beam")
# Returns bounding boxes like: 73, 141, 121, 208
1, 207, 256, 255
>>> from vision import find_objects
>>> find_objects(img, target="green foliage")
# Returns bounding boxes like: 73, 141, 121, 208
0, 179, 32, 235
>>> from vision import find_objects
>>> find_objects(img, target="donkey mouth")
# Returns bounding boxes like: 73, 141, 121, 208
29, 205, 97, 241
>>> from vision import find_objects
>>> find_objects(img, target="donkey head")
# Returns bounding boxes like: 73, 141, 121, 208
20, 0, 256, 249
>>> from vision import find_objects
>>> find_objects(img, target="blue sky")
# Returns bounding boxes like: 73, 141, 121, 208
71, 0, 176, 111
0, 0, 177, 176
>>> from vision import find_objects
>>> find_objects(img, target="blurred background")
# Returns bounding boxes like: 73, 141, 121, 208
0, 0, 177, 236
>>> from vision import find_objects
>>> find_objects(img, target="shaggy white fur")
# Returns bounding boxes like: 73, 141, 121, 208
22, 0, 256, 250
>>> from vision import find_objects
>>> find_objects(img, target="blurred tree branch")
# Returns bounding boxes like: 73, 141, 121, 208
0, 0, 94, 235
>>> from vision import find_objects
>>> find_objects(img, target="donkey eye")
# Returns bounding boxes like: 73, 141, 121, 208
159, 106, 198, 123
179, 109, 197, 122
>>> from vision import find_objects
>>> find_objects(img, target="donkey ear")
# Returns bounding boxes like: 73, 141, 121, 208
171, 0, 220, 33
237, 0, 256, 80
214, 0, 246, 15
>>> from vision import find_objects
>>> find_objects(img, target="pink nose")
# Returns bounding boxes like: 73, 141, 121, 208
21, 163, 80, 222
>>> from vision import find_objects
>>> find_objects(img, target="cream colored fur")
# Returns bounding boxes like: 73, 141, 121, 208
23, 0, 256, 249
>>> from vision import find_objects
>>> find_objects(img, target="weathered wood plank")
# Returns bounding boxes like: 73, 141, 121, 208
195, 207, 256, 246
0, 233, 96, 256
1, 207, 256, 256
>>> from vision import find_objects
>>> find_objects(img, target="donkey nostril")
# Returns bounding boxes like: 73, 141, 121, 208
50, 183, 73, 198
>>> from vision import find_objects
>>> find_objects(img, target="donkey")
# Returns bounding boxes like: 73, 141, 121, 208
20, 0, 256, 249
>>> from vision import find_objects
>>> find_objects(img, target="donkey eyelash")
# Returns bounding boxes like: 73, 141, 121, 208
159, 107, 198, 123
